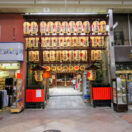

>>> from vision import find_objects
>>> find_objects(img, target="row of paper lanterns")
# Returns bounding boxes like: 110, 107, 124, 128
24, 20, 106, 34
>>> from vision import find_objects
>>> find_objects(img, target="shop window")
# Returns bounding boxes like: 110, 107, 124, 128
114, 14, 129, 45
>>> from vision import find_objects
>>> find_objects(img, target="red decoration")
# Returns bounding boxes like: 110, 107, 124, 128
93, 87, 112, 100
80, 53, 84, 57
17, 73, 22, 79
45, 66, 50, 71
26, 89, 44, 102
88, 72, 91, 78
43, 71, 51, 78
74, 66, 79, 70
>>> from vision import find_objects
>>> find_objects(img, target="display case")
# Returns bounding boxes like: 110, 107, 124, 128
113, 75, 128, 112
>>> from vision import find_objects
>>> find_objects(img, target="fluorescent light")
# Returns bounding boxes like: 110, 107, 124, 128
123, 1, 132, 5
0, 1, 34, 4
36, 0, 78, 5
80, 1, 122, 5
25, 13, 98, 15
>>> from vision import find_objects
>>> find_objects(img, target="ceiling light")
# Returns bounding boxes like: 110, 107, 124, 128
80, 1, 122, 5
25, 13, 98, 15
0, 1, 33, 4
36, 0, 78, 5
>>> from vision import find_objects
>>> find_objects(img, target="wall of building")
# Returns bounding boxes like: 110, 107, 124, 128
0, 14, 26, 105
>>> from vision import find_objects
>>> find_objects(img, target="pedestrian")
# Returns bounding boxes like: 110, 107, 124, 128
72, 78, 76, 90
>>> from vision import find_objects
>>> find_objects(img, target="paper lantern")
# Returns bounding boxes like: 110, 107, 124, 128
52, 37, 57, 47
83, 21, 90, 33
35, 51, 39, 62
47, 21, 54, 33
94, 50, 102, 60
50, 51, 56, 61
62, 21, 69, 33
29, 51, 39, 62
96, 37, 100, 47
63, 37, 67, 47
56, 38, 60, 47
45, 37, 50, 48
76, 21, 83, 33
81, 50, 87, 62
32, 37, 39, 48
41, 37, 46, 48
91, 37, 98, 47
51, 66, 56, 71
69, 21, 76, 33
63, 66, 68, 72
43, 51, 50, 62
87, 70, 96, 81
83, 37, 89, 47
91, 50, 95, 61
75, 50, 80, 62
45, 66, 50, 71
69, 66, 74, 71
74, 66, 80, 71
23, 22, 30, 34
29, 37, 33, 48
99, 37, 104, 47
56, 51, 61, 62
54, 21, 61, 33
80, 65, 85, 71
32, 65, 46, 82
63, 51, 68, 61
80, 37, 85, 47
99, 21, 106, 33
31, 22, 38, 35
43, 71, 51, 78
40, 21, 47, 34
57, 66, 62, 72
71, 50, 74, 61
66, 37, 71, 47
72, 37, 78, 47
59, 37, 64, 47
92, 21, 99, 34
35, 71, 43, 81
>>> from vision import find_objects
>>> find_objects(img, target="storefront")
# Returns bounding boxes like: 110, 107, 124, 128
23, 14, 110, 108
113, 46, 132, 112
0, 42, 24, 112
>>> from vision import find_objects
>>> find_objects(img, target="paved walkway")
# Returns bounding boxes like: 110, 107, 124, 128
46, 96, 87, 110
47, 87, 85, 110
0, 87, 132, 132
49, 87, 82, 96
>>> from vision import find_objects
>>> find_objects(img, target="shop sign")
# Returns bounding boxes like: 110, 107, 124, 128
0, 42, 24, 61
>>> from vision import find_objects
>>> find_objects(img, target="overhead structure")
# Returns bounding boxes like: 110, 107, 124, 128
0, 0, 132, 13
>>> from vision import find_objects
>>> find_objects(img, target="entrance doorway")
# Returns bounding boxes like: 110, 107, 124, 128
57, 73, 73, 87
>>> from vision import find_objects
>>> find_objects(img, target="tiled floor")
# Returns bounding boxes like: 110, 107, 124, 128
0, 88, 132, 132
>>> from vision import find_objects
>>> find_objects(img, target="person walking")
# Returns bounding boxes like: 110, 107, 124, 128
72, 78, 76, 90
